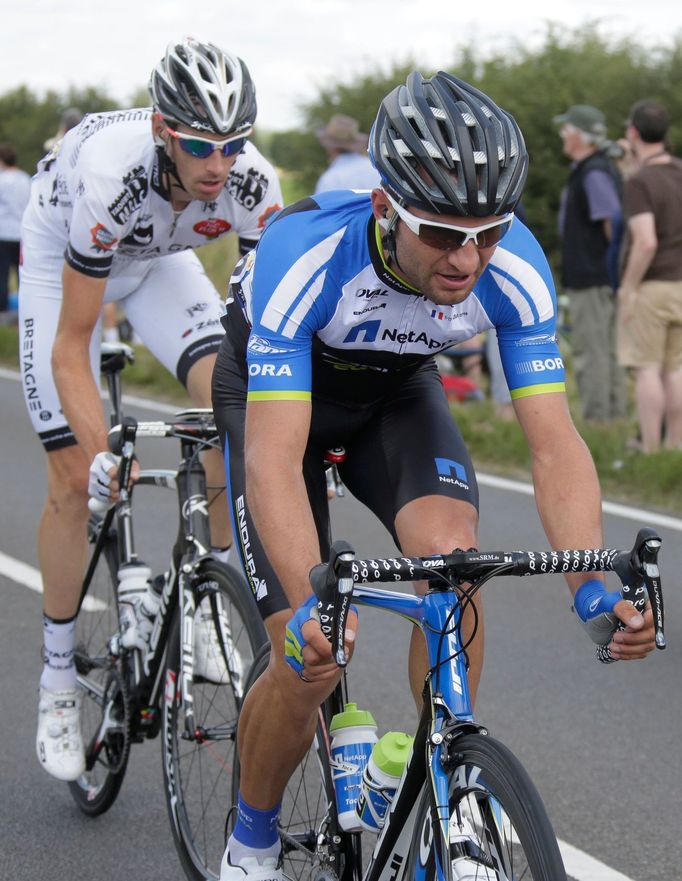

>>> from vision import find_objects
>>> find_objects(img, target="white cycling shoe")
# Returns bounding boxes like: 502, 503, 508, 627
220, 851, 283, 881
452, 855, 497, 881
36, 687, 86, 781
194, 597, 244, 686
450, 816, 498, 881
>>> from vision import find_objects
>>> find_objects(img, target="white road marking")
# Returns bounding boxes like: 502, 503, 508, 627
559, 839, 636, 881
0, 369, 661, 881
0, 551, 106, 611
477, 472, 682, 532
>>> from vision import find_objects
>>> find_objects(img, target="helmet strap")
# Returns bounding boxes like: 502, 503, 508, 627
155, 142, 189, 201
379, 212, 404, 273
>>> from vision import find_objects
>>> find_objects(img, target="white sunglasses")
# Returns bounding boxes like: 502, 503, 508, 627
383, 190, 513, 251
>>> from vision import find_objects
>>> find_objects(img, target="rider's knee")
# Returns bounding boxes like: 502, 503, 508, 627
46, 448, 90, 508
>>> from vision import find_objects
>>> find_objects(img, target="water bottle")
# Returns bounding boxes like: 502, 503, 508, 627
356, 732, 414, 832
117, 562, 153, 651
329, 703, 378, 831
135, 573, 165, 647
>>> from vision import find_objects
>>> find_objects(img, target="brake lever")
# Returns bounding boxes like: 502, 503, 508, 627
639, 534, 665, 649
597, 527, 664, 663
109, 416, 138, 501
310, 540, 355, 667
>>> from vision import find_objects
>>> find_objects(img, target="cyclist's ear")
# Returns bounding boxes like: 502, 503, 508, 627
151, 112, 168, 147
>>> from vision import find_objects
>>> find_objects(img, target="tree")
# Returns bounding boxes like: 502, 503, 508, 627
0, 85, 119, 173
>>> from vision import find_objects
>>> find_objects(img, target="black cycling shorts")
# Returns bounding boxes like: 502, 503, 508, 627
212, 336, 479, 620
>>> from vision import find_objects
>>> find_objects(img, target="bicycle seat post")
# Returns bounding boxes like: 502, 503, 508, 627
107, 371, 124, 428
100, 342, 135, 428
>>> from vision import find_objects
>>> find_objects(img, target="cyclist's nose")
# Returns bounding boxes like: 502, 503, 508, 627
205, 149, 234, 175
446, 239, 480, 273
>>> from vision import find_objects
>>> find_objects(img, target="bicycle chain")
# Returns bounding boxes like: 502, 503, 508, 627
95, 664, 132, 775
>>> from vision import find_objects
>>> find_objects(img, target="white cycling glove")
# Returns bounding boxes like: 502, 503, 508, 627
88, 451, 121, 506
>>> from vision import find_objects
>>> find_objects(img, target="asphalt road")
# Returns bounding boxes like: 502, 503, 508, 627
1, 368, 680, 881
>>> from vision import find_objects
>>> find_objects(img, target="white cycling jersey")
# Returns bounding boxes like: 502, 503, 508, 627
26, 107, 282, 282
19, 107, 283, 450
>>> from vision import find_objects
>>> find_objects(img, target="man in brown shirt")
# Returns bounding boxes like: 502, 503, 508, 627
618, 99, 682, 452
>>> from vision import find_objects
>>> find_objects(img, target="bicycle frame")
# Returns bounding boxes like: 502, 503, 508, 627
348, 584, 475, 881
77, 415, 233, 744
313, 529, 665, 881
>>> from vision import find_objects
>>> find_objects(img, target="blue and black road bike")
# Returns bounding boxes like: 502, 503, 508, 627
235, 529, 665, 881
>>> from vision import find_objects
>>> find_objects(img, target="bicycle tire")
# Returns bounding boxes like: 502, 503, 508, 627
405, 732, 566, 881
163, 560, 267, 881
231, 645, 359, 881
68, 514, 131, 816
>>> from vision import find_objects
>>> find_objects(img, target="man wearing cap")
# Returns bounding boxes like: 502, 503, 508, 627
555, 104, 626, 422
314, 114, 379, 193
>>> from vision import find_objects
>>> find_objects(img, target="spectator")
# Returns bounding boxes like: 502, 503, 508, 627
314, 114, 379, 193
554, 104, 627, 421
43, 107, 83, 152
0, 142, 31, 322
617, 99, 682, 452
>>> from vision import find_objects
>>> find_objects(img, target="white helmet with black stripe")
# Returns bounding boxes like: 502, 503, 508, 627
149, 38, 257, 136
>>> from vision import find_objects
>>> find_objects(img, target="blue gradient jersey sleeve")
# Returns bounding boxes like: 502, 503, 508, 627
477, 220, 566, 399
242, 197, 361, 402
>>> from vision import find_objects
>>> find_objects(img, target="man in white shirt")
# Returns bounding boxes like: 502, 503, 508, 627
314, 114, 379, 193
0, 142, 30, 320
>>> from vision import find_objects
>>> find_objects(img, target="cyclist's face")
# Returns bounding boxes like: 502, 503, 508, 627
161, 122, 241, 204
372, 190, 500, 306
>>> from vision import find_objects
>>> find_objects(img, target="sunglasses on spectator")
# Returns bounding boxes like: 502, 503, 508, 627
383, 190, 513, 251
165, 124, 247, 158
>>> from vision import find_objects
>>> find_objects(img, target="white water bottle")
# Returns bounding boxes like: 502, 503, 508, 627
135, 573, 165, 647
356, 732, 414, 832
117, 562, 153, 650
329, 704, 378, 831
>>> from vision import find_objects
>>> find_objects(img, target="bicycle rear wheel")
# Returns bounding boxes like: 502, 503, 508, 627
406, 732, 566, 881
232, 646, 359, 881
163, 561, 266, 881
68, 514, 131, 816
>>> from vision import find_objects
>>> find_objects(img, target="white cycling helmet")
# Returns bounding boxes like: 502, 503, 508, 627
370, 71, 528, 217
149, 38, 257, 136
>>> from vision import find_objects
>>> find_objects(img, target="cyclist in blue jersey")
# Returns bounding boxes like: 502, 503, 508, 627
212, 71, 656, 881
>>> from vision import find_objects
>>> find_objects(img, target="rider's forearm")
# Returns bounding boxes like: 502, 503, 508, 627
52, 340, 109, 460
530, 430, 605, 596
246, 460, 321, 610
618, 235, 656, 294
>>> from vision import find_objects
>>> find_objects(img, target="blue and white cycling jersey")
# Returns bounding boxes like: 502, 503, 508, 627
228, 190, 565, 404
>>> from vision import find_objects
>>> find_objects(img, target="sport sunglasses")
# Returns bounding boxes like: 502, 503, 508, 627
383, 190, 513, 251
165, 124, 247, 158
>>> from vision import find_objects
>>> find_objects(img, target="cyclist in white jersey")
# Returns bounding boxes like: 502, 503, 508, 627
211, 71, 656, 881
20, 38, 282, 782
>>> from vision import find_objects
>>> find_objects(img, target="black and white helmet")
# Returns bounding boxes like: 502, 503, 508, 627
370, 71, 528, 217
149, 38, 257, 136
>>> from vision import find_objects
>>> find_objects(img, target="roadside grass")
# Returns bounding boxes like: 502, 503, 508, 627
456, 396, 682, 513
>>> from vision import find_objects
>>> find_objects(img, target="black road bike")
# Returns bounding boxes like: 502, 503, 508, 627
69, 342, 266, 880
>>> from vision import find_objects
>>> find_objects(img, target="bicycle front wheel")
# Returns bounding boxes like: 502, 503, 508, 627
407, 733, 566, 881
68, 514, 130, 816
163, 561, 266, 881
